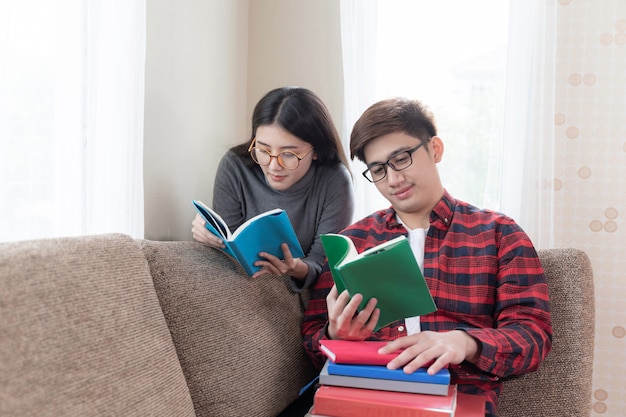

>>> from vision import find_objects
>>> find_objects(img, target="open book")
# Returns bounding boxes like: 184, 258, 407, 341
320, 234, 436, 331
192, 200, 304, 276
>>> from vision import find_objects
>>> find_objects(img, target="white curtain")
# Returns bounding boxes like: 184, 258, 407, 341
0, 0, 146, 242
340, 0, 557, 248
500, 0, 557, 248
340, 0, 389, 222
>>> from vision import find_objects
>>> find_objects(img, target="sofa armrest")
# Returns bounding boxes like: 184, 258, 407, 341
498, 248, 595, 417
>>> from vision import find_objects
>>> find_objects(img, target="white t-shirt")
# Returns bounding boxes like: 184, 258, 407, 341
400, 219, 428, 336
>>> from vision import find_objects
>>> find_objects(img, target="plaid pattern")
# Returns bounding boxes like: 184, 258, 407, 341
301, 190, 552, 416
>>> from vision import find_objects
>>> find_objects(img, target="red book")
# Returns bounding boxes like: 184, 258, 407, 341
319, 340, 402, 365
313, 384, 458, 417
455, 393, 486, 417
308, 392, 485, 417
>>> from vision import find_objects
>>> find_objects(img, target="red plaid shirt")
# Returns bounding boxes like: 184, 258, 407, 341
301, 190, 552, 416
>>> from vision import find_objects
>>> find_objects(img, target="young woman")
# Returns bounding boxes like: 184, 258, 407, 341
192, 87, 354, 290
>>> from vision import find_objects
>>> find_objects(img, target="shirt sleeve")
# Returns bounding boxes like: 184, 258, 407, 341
289, 164, 355, 292
212, 152, 246, 230
300, 263, 335, 369
464, 224, 553, 378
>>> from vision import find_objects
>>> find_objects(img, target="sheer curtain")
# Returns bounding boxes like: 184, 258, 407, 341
500, 0, 557, 248
340, 0, 557, 248
0, 0, 145, 243
341, 0, 509, 221
339, 0, 388, 221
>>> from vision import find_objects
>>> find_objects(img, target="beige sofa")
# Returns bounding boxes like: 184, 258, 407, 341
0, 234, 594, 417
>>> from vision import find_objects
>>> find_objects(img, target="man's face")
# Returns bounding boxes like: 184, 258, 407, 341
363, 132, 443, 227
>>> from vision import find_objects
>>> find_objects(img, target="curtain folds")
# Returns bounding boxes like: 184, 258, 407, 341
339, 0, 389, 221
340, 0, 557, 248
0, 0, 146, 242
501, 0, 557, 248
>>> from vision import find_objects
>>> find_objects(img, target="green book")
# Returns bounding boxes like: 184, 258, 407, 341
320, 234, 436, 332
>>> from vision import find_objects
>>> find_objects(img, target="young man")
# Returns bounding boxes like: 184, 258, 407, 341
301, 97, 552, 417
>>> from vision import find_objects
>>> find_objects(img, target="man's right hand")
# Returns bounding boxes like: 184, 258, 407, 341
326, 285, 380, 340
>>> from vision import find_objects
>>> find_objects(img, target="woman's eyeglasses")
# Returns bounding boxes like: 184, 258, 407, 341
248, 138, 314, 170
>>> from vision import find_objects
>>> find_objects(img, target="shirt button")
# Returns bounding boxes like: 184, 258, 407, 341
398, 326, 405, 332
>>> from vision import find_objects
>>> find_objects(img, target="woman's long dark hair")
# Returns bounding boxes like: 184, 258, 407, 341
232, 87, 350, 170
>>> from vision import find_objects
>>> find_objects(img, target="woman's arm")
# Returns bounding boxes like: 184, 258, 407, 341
291, 164, 355, 291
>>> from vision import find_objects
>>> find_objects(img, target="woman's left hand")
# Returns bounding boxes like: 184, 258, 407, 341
253, 243, 308, 279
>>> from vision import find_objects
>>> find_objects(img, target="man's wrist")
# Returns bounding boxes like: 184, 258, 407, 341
460, 330, 481, 363
323, 322, 334, 339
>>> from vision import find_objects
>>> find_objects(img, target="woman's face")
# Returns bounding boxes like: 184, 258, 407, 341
252, 124, 317, 191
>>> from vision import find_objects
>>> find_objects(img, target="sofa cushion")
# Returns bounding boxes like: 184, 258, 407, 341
140, 240, 317, 417
0, 234, 196, 417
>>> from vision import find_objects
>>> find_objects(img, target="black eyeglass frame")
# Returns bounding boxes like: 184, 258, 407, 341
362, 141, 428, 183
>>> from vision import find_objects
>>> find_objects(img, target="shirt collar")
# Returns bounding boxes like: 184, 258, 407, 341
383, 188, 455, 230
430, 189, 454, 228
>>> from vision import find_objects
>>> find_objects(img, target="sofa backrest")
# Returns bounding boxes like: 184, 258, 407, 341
498, 248, 595, 417
140, 239, 317, 417
0, 234, 196, 417
1, 234, 593, 417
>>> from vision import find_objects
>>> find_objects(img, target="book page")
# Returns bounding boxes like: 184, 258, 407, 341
320, 234, 359, 266
354, 235, 407, 260
192, 200, 231, 239
230, 208, 284, 240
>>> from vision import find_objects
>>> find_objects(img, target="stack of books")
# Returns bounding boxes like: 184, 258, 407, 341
306, 340, 485, 417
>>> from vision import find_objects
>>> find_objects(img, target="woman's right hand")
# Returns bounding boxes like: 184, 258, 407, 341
191, 213, 225, 248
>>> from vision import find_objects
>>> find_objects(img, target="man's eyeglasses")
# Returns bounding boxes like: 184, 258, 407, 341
362, 141, 427, 183
248, 138, 314, 170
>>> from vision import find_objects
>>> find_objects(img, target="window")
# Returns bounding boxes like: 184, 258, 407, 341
341, 0, 509, 220
0, 0, 146, 242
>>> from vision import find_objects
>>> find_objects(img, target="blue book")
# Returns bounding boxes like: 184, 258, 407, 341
320, 360, 450, 396
192, 200, 304, 276
326, 361, 450, 385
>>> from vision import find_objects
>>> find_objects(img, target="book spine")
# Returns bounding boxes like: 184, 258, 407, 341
228, 242, 257, 276
220, 241, 239, 266
319, 372, 450, 396
313, 394, 453, 417
327, 363, 450, 385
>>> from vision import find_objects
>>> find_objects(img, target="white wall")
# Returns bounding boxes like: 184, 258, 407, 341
246, 0, 344, 129
144, 0, 248, 241
144, 0, 344, 241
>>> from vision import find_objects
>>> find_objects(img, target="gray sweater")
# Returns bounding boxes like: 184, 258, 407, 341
212, 150, 355, 291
